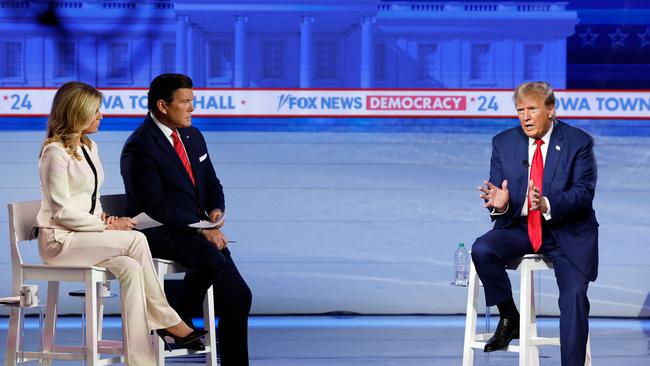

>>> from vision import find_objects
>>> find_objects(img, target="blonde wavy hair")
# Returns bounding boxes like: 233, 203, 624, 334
41, 82, 102, 160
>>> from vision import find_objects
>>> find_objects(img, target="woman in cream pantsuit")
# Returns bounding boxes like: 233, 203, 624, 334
36, 82, 204, 365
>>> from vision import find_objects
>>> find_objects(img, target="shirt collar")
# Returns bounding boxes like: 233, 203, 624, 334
529, 120, 554, 147
150, 111, 175, 138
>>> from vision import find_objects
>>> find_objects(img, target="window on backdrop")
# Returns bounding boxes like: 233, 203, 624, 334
1, 41, 23, 78
262, 40, 284, 79
161, 42, 176, 74
524, 44, 543, 80
108, 42, 131, 79
374, 42, 386, 81
315, 41, 337, 80
55, 41, 77, 79
208, 40, 232, 79
417, 43, 440, 83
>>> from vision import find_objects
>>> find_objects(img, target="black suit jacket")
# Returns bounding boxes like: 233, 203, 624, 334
120, 114, 225, 228
488, 120, 599, 281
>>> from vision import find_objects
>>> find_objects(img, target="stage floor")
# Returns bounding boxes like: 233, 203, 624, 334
1, 315, 649, 365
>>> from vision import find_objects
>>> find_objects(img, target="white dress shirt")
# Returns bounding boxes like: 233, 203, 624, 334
520, 123, 553, 220
150, 112, 190, 157
491, 122, 554, 220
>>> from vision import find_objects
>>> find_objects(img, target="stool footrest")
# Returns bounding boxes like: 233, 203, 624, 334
53, 343, 123, 354
530, 336, 561, 346
468, 341, 521, 353
155, 346, 214, 357
42, 351, 124, 364
16, 351, 43, 362
468, 336, 560, 352
473, 334, 491, 341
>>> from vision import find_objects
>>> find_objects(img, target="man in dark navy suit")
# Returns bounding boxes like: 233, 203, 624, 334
120, 73, 251, 366
472, 81, 598, 366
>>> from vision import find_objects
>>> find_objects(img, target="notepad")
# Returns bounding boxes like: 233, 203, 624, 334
132, 212, 163, 230
132, 209, 227, 230
189, 209, 227, 229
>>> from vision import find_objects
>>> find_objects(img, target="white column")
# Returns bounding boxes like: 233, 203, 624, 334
175, 16, 189, 73
193, 26, 205, 85
360, 16, 375, 88
299, 16, 314, 88
233, 15, 248, 88
187, 23, 196, 78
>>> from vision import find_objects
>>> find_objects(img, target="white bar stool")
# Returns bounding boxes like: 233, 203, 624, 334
2, 302, 46, 365
462, 254, 592, 366
68, 282, 117, 366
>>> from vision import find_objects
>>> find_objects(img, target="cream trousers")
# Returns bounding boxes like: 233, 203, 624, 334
39, 228, 181, 366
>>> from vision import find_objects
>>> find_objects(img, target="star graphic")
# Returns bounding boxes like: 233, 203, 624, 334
2, 95, 8, 101
608, 26, 628, 49
578, 27, 599, 47
470, 97, 476, 102
638, 27, 650, 48
241, 100, 246, 105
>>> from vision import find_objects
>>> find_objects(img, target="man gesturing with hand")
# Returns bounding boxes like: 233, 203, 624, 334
471, 81, 598, 366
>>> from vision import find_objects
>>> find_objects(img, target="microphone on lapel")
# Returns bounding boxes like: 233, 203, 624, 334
522, 160, 529, 167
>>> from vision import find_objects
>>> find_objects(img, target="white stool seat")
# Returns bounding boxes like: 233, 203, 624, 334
462, 254, 592, 366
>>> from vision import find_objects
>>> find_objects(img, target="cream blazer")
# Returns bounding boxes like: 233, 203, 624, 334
37, 139, 107, 244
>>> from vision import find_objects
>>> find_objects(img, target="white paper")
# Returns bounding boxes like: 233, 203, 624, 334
133, 209, 226, 230
189, 208, 227, 229
132, 212, 163, 230
188, 220, 218, 229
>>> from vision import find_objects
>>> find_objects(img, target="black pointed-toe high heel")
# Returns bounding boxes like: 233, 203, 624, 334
156, 329, 208, 351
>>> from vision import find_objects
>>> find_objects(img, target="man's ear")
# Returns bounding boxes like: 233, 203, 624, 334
547, 105, 556, 119
156, 99, 168, 115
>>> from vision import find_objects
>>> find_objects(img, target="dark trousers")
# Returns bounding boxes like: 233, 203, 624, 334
471, 218, 590, 366
143, 226, 252, 366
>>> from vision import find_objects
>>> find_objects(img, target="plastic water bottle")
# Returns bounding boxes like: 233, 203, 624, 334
454, 242, 469, 286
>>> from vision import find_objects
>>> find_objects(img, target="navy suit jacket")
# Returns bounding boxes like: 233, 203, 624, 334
489, 120, 599, 281
120, 114, 225, 229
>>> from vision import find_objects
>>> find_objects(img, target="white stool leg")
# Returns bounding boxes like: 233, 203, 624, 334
204, 285, 218, 365
584, 334, 592, 366
85, 277, 99, 366
462, 260, 481, 366
153, 261, 165, 366
4, 306, 20, 366
42, 281, 60, 366
528, 268, 540, 366
153, 328, 166, 366
96, 283, 105, 341
519, 260, 534, 366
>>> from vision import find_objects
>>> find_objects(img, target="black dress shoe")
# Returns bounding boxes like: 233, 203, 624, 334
484, 317, 520, 352
184, 339, 206, 351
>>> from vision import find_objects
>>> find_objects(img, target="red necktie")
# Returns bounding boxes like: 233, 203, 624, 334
528, 138, 544, 252
171, 130, 195, 185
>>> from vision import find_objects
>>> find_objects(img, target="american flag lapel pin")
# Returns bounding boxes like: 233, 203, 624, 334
555, 145, 561, 151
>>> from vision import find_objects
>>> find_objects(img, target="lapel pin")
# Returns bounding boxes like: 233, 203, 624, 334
555, 145, 561, 151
